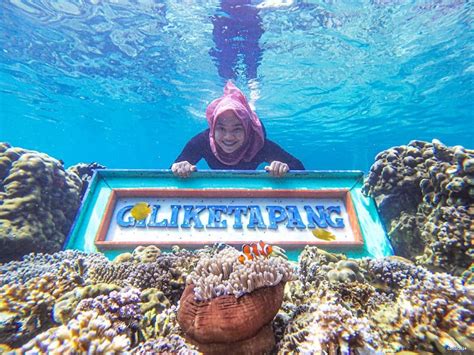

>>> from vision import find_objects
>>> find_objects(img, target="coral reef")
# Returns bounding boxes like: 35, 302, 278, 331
67, 162, 105, 199
20, 288, 143, 354
362, 139, 473, 275
0, 270, 85, 346
131, 335, 198, 354
0, 250, 107, 286
87, 250, 197, 304
275, 246, 473, 354
0, 246, 471, 353
0, 143, 83, 262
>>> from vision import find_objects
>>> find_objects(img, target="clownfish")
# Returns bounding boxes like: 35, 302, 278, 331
238, 241, 273, 264
238, 252, 254, 264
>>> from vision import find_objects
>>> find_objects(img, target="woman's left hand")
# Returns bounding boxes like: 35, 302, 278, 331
265, 161, 289, 177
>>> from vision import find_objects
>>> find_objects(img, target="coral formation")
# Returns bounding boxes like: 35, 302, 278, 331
131, 335, 198, 354
0, 143, 83, 262
132, 245, 161, 263
20, 288, 143, 354
275, 246, 474, 354
86, 251, 197, 304
67, 162, 105, 199
363, 139, 473, 275
0, 271, 84, 346
0, 250, 107, 286
0, 245, 471, 353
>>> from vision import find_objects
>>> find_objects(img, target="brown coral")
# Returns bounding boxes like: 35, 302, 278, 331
0, 143, 82, 262
362, 139, 473, 275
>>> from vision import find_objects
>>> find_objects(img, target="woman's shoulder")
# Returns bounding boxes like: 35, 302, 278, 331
189, 129, 210, 144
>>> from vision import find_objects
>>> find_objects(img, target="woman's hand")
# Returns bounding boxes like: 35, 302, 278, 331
171, 161, 197, 178
265, 161, 289, 177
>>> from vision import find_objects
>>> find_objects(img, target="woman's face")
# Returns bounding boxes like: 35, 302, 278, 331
214, 110, 246, 154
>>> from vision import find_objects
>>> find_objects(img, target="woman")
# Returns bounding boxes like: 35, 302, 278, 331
172, 81, 304, 178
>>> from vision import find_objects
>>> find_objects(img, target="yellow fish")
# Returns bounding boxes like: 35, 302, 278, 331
130, 202, 152, 221
311, 228, 336, 241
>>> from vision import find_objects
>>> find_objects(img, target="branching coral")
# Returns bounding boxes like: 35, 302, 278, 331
0, 272, 83, 346
86, 252, 197, 304
20, 287, 143, 353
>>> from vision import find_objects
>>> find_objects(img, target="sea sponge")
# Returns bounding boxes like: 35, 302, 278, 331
363, 139, 474, 275
0, 143, 82, 262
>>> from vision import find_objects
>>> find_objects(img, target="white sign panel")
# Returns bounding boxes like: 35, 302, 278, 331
102, 195, 358, 246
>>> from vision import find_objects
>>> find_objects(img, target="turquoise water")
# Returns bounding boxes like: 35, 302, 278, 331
0, 0, 472, 171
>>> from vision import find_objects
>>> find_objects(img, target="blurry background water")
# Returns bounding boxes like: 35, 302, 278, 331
0, 0, 472, 171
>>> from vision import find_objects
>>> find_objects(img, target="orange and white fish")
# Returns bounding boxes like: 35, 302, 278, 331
239, 241, 273, 264
238, 252, 254, 264
253, 240, 273, 257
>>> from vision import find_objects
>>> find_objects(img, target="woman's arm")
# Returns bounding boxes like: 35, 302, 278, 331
171, 131, 207, 177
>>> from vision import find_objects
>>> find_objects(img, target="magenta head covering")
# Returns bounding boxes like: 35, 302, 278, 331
206, 81, 265, 165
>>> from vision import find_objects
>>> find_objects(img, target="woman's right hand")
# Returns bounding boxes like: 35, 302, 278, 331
171, 161, 197, 178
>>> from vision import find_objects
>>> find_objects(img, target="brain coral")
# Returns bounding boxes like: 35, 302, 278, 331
362, 139, 473, 275
0, 143, 82, 262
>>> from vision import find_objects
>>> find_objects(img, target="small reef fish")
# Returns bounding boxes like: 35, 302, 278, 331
238, 241, 273, 264
238, 252, 254, 264
243, 240, 273, 258
311, 228, 337, 241
130, 202, 152, 221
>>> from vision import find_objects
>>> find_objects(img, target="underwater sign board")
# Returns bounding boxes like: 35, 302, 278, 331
65, 170, 393, 260
96, 188, 362, 249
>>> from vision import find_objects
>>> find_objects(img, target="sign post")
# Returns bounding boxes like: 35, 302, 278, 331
65, 170, 393, 261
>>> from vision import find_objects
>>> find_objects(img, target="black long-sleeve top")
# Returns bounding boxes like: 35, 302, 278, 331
174, 129, 305, 170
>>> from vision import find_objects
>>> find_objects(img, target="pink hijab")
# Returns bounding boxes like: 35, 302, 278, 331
206, 81, 265, 165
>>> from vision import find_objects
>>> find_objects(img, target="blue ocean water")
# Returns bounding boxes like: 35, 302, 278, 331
0, 0, 472, 172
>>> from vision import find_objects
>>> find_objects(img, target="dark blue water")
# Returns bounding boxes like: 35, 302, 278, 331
1, 0, 472, 171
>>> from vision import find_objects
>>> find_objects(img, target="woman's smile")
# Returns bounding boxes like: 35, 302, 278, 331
215, 110, 246, 154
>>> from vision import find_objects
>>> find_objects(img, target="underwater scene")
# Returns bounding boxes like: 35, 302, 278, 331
0, 0, 473, 354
